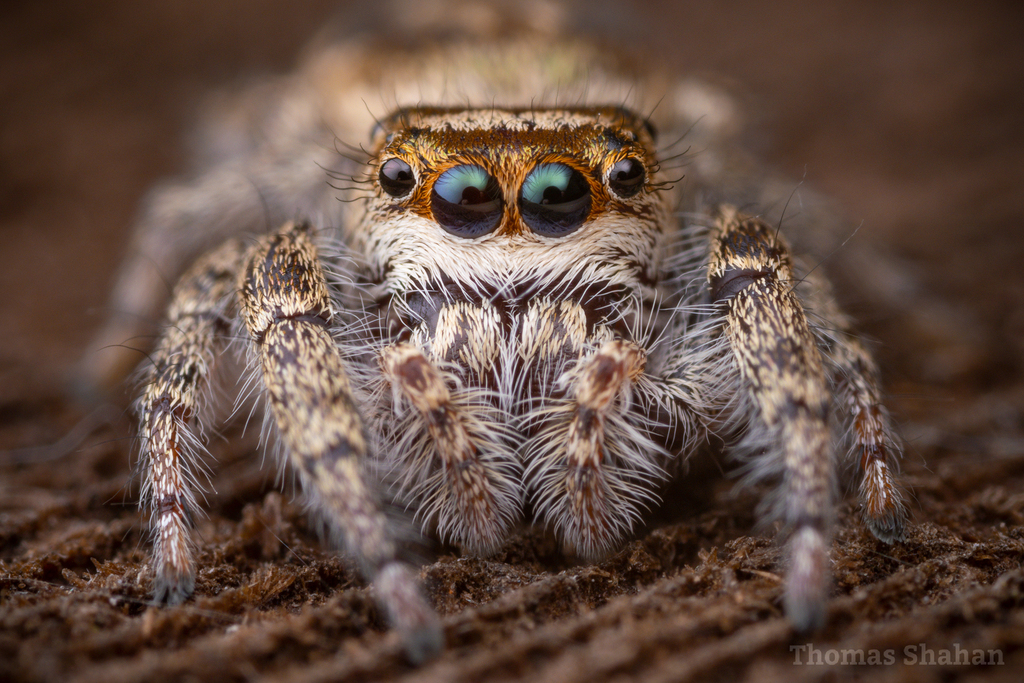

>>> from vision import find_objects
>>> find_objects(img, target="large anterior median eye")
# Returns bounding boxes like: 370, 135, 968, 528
430, 165, 503, 237
519, 163, 591, 237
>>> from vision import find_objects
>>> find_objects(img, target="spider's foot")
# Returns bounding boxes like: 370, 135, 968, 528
860, 457, 909, 544
377, 562, 444, 664
151, 566, 195, 606
865, 506, 909, 545
784, 526, 829, 633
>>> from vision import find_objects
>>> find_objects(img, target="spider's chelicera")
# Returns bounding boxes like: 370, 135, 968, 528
91, 39, 909, 664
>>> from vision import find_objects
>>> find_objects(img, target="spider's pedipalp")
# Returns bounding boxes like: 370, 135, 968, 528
378, 343, 522, 552
239, 222, 442, 661
527, 339, 672, 559
137, 239, 246, 604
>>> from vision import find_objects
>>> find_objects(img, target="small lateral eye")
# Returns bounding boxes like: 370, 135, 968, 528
430, 164, 503, 238
607, 157, 645, 198
379, 158, 416, 197
519, 163, 591, 237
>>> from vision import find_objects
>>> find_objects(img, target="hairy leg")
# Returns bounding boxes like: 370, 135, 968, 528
800, 276, 909, 542
137, 239, 245, 604
239, 222, 441, 662
707, 206, 835, 631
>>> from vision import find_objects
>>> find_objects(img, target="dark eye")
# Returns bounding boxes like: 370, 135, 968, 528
607, 157, 645, 198
430, 165, 503, 238
519, 163, 591, 237
379, 158, 416, 197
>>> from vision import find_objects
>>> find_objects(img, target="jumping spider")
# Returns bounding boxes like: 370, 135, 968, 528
84, 34, 907, 661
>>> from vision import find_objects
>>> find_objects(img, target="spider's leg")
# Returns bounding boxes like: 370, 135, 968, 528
137, 239, 245, 605
239, 222, 441, 663
802, 278, 908, 542
707, 206, 835, 631
378, 343, 521, 553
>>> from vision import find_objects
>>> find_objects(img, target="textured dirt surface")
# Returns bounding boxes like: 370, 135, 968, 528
2, 1, 1023, 682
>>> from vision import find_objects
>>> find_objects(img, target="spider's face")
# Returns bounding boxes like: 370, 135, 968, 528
356, 106, 670, 300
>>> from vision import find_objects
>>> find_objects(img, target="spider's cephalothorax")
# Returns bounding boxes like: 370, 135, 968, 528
89, 35, 909, 664
349, 107, 685, 561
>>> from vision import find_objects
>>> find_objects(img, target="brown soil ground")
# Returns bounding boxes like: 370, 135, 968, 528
2, 1, 1023, 681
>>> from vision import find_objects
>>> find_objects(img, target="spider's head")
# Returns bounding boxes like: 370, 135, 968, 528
355, 106, 671, 300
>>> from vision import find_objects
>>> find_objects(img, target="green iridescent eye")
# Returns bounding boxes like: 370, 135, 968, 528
521, 164, 571, 204
433, 165, 492, 205
430, 165, 502, 238
519, 163, 591, 237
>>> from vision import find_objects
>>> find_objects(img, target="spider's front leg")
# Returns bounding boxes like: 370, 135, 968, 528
239, 222, 441, 662
706, 205, 906, 631
708, 207, 833, 630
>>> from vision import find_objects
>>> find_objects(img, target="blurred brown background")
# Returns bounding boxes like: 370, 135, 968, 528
1, 0, 1022, 397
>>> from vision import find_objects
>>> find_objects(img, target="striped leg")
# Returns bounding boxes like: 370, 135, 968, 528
819, 317, 909, 542
708, 206, 835, 631
792, 253, 909, 542
239, 222, 441, 662
137, 239, 244, 604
